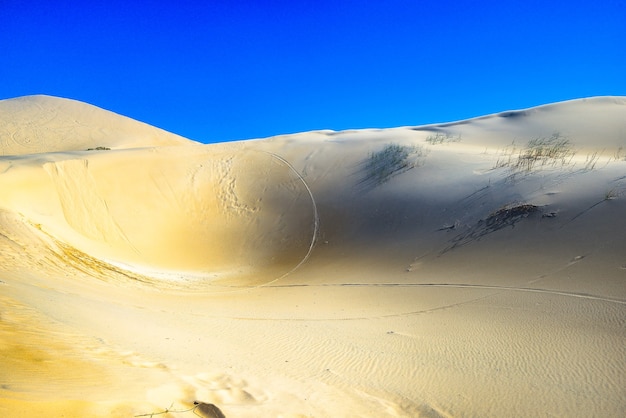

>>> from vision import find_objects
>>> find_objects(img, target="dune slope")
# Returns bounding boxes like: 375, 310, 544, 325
0, 95, 194, 155
1, 96, 625, 417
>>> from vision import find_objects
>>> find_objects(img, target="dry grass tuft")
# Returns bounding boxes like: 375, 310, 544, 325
425, 132, 462, 145
359, 143, 425, 188
494, 133, 575, 172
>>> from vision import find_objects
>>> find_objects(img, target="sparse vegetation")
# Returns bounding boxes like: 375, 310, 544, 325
494, 133, 575, 173
516, 133, 575, 171
583, 150, 601, 171
360, 143, 425, 188
425, 132, 462, 145
87, 146, 111, 151
442, 203, 541, 253
485, 204, 539, 228
604, 188, 620, 200
566, 188, 622, 226
612, 146, 626, 162
493, 141, 519, 169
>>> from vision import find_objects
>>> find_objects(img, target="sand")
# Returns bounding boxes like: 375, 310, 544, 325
0, 95, 625, 417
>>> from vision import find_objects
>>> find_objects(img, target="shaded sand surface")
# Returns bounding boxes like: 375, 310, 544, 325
1, 95, 625, 417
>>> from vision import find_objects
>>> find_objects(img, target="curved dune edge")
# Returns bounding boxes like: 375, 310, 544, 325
1, 96, 625, 416
0, 144, 319, 288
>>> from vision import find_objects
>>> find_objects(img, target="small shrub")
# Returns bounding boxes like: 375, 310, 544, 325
426, 132, 462, 145
604, 188, 619, 200
442, 203, 540, 253
485, 204, 539, 228
516, 133, 574, 171
360, 143, 425, 187
87, 146, 111, 151
493, 133, 575, 172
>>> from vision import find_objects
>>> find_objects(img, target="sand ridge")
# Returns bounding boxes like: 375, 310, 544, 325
0, 95, 194, 155
0, 95, 625, 416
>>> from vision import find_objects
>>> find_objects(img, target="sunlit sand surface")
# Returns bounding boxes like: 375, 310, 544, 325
1, 95, 625, 416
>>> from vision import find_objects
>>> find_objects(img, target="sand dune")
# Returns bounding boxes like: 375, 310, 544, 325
0, 95, 193, 155
1, 95, 625, 417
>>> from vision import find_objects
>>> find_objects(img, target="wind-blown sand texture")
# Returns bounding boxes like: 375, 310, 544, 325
1, 95, 625, 417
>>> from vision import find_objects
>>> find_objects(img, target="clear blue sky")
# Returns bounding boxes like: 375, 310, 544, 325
1, 0, 625, 143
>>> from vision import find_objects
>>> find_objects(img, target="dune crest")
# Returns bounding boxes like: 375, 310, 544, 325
0, 95, 195, 155
1, 96, 625, 417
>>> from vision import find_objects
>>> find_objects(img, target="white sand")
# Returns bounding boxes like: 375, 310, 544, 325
0, 95, 625, 417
